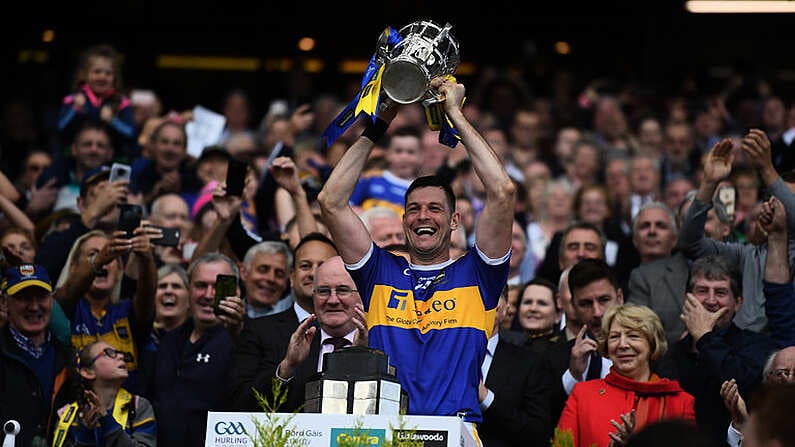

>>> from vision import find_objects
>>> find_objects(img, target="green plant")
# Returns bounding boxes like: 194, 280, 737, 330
246, 379, 422, 447
247, 379, 303, 447
551, 427, 598, 447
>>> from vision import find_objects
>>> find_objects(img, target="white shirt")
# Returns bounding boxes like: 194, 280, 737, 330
480, 333, 499, 410
562, 355, 613, 395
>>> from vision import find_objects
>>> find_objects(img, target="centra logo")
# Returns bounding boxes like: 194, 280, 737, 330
330, 428, 385, 446
393, 429, 448, 447
214, 421, 247, 435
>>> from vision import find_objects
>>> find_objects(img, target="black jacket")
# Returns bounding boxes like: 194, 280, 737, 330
0, 326, 75, 447
227, 308, 321, 413
479, 336, 551, 447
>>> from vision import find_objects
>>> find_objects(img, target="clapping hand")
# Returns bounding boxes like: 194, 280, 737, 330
720, 378, 747, 430
607, 409, 636, 447
352, 302, 368, 347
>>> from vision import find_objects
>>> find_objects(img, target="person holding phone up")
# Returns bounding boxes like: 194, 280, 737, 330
53, 221, 158, 396
150, 252, 245, 447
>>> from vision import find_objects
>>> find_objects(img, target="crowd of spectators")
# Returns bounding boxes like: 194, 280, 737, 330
1, 41, 795, 447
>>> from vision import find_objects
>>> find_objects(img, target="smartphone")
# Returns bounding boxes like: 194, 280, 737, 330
214, 274, 238, 316
145, 225, 180, 247
109, 163, 132, 184
225, 158, 248, 197
117, 204, 143, 238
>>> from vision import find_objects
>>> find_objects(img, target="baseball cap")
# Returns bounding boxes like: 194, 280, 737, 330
2, 264, 53, 295
80, 165, 111, 197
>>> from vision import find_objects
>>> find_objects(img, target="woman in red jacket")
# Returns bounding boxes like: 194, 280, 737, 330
554, 304, 696, 447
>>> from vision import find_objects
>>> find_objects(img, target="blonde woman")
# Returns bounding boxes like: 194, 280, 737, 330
555, 304, 695, 447
55, 228, 157, 394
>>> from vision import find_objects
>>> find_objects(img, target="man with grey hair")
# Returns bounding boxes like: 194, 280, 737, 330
242, 240, 293, 319
626, 200, 690, 345
152, 252, 245, 447
358, 205, 405, 248
148, 192, 191, 265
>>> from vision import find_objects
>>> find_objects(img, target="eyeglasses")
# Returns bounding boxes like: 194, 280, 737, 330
88, 347, 125, 366
770, 368, 795, 380
315, 286, 357, 299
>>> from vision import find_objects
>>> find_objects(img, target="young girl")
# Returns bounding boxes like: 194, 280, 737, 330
56, 44, 138, 160
53, 341, 156, 446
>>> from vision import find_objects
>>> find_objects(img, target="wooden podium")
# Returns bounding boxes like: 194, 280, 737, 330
205, 412, 479, 447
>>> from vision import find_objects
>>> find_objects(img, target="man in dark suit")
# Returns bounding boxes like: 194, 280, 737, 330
227, 233, 338, 411
478, 288, 551, 447
542, 258, 623, 436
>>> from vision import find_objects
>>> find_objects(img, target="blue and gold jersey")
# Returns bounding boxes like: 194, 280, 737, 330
349, 170, 412, 217
71, 299, 148, 393
347, 243, 509, 423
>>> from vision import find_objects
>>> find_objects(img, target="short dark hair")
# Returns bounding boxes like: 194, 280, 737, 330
568, 258, 617, 293
404, 175, 456, 212
292, 232, 337, 267
519, 277, 559, 310
687, 254, 741, 299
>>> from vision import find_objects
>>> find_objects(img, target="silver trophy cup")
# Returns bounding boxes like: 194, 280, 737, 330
379, 20, 460, 105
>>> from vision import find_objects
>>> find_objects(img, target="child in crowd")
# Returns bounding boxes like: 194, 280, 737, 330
56, 44, 138, 160
53, 340, 156, 447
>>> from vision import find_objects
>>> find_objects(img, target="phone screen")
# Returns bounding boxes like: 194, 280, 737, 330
225, 159, 248, 197
214, 274, 238, 315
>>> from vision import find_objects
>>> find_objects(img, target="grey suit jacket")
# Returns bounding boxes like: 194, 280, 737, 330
625, 251, 690, 345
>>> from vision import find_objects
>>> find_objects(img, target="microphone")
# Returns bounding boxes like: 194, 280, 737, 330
2, 420, 20, 447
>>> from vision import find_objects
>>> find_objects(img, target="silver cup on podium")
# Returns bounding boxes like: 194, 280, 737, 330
378, 20, 460, 106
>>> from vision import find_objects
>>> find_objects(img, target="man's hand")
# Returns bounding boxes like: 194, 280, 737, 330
211, 181, 242, 222
569, 325, 598, 380
720, 378, 748, 430
433, 76, 466, 114
352, 302, 368, 347
82, 180, 129, 228
680, 292, 728, 342
478, 378, 488, 403
270, 156, 302, 195
279, 315, 317, 379
217, 295, 245, 337
759, 196, 786, 235
702, 138, 735, 184
741, 129, 776, 184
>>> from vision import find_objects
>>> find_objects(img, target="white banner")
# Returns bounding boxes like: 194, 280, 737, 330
205, 412, 478, 447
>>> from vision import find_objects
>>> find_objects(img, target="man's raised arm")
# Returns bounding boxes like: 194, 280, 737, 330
435, 78, 515, 259
318, 107, 397, 264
